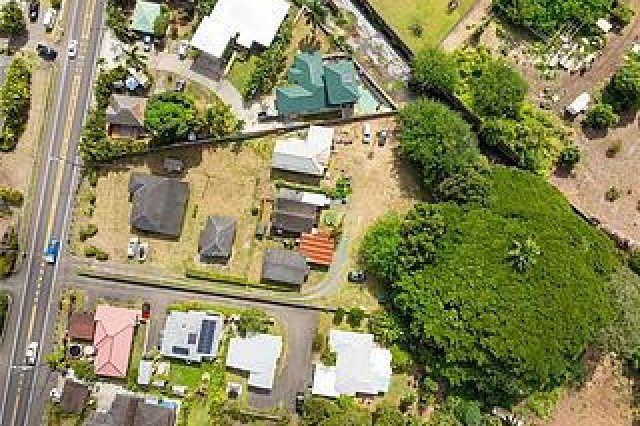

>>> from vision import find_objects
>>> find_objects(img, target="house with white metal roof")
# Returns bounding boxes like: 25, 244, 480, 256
190, 0, 290, 60
312, 329, 392, 397
272, 126, 334, 176
226, 334, 283, 390
160, 311, 224, 362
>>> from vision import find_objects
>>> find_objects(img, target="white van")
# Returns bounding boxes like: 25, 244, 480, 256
362, 122, 372, 144
43, 9, 58, 31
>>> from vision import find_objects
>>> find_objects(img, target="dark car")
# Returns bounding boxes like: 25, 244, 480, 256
175, 79, 186, 92
347, 271, 366, 282
295, 391, 305, 414
36, 43, 57, 60
29, 1, 39, 22
377, 129, 388, 147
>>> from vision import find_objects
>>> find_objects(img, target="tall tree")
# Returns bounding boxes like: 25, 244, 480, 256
0, 1, 26, 36
410, 47, 459, 95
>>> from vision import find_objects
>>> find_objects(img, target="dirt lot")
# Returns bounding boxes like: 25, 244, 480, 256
531, 354, 634, 426
304, 117, 425, 308
551, 119, 640, 245
73, 138, 275, 277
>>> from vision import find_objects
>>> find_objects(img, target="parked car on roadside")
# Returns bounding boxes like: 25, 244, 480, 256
178, 40, 188, 59
67, 39, 78, 59
29, 1, 40, 22
377, 129, 388, 146
36, 43, 57, 60
138, 242, 148, 261
362, 122, 372, 144
143, 35, 152, 52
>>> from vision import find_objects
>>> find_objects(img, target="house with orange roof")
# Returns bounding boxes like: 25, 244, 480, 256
93, 305, 140, 378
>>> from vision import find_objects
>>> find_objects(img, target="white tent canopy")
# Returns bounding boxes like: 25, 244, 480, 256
566, 92, 591, 115
191, 0, 290, 59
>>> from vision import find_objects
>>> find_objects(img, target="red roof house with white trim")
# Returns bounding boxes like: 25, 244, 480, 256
93, 305, 140, 378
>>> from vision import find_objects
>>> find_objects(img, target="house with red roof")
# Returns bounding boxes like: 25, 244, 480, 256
93, 305, 140, 378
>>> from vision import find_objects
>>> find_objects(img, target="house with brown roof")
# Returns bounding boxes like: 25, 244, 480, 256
299, 232, 335, 267
68, 311, 95, 341
59, 380, 90, 414
106, 94, 148, 139
93, 305, 140, 378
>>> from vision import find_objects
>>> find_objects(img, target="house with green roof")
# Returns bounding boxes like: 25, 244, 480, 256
275, 51, 360, 117
131, 0, 162, 36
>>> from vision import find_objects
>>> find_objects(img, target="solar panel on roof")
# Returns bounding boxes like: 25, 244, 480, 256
171, 346, 189, 356
188, 333, 197, 345
197, 319, 217, 354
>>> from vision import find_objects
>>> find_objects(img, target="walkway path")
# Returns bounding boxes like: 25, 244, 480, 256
440, 0, 493, 52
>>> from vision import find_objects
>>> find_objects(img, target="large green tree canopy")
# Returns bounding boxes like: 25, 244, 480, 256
397, 99, 490, 204
144, 91, 199, 145
361, 167, 619, 405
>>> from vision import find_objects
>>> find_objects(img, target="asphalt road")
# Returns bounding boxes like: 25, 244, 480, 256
0, 0, 106, 424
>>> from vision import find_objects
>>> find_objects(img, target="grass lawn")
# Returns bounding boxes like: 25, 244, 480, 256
169, 361, 208, 390
227, 55, 259, 95
186, 402, 210, 426
368, 0, 479, 51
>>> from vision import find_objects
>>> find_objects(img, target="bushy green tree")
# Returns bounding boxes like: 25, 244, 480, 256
144, 91, 199, 145
199, 99, 243, 138
0, 58, 31, 151
237, 308, 269, 336
0, 1, 26, 35
583, 102, 619, 129
397, 99, 490, 203
603, 54, 640, 112
153, 6, 170, 37
469, 59, 527, 118
410, 47, 459, 94
559, 144, 581, 170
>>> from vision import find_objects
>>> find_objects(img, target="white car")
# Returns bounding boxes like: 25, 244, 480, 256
362, 122, 372, 144
25, 342, 38, 366
138, 242, 148, 262
178, 41, 188, 59
127, 237, 139, 258
68, 39, 78, 59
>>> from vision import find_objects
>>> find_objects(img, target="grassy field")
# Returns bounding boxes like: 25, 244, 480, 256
368, 0, 479, 51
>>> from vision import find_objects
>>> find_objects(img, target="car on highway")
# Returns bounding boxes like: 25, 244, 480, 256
44, 238, 60, 264
347, 270, 366, 282
127, 237, 139, 258
29, 1, 40, 22
25, 342, 38, 366
36, 43, 57, 60
68, 39, 78, 59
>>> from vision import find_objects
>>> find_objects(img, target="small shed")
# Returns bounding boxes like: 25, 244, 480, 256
138, 360, 153, 386
68, 312, 95, 341
566, 92, 590, 116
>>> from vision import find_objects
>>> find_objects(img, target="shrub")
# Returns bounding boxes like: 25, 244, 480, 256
390, 345, 412, 373
346, 307, 365, 328
95, 250, 109, 261
320, 348, 336, 366
584, 102, 619, 129
312, 331, 325, 352
87, 169, 98, 187
559, 144, 581, 169
629, 251, 640, 275
399, 393, 416, 412
237, 308, 269, 336
0, 58, 31, 151
606, 140, 622, 158
606, 185, 622, 202
0, 186, 23, 206
84, 246, 97, 257
333, 307, 345, 324
612, 3, 635, 27
79, 224, 98, 242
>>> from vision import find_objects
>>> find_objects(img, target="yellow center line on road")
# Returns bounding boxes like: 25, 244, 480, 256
81, 0, 98, 41
44, 74, 81, 244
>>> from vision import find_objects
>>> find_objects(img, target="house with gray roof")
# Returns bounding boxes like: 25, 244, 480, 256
226, 334, 283, 390
261, 248, 308, 286
160, 311, 224, 362
271, 197, 318, 235
198, 215, 236, 263
128, 174, 189, 238
85, 394, 175, 426
106, 95, 148, 139
272, 126, 334, 176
